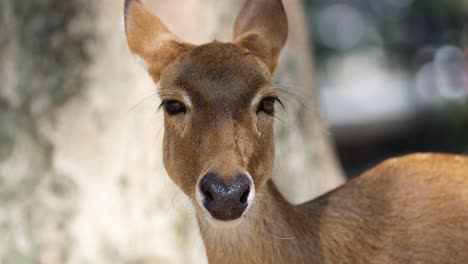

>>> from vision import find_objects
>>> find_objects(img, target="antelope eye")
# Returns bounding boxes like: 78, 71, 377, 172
160, 100, 186, 115
257, 96, 279, 115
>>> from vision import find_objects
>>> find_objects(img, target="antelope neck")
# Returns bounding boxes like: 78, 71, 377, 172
196, 180, 326, 264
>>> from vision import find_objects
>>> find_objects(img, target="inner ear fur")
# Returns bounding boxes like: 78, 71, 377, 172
124, 0, 194, 81
233, 0, 288, 74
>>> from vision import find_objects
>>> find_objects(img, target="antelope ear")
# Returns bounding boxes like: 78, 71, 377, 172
124, 0, 194, 81
233, 0, 288, 74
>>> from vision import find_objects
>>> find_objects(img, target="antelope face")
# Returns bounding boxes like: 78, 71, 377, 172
159, 42, 279, 224
124, 0, 287, 227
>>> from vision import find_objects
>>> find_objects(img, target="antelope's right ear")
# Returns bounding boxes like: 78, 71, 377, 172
124, 0, 194, 81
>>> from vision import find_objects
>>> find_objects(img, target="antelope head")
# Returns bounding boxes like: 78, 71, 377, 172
124, 0, 288, 228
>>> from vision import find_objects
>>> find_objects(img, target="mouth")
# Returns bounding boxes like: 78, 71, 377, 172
201, 214, 247, 229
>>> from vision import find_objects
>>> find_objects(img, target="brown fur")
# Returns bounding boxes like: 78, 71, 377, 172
233, 0, 288, 73
198, 154, 468, 264
124, 0, 195, 81
124, 0, 468, 263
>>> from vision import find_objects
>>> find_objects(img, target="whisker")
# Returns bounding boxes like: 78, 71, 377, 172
128, 92, 160, 113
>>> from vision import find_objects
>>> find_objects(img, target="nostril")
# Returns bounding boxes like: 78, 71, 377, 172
200, 173, 221, 204
239, 186, 250, 204
202, 187, 214, 203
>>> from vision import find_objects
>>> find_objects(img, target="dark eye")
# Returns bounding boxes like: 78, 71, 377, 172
257, 96, 281, 115
160, 100, 186, 115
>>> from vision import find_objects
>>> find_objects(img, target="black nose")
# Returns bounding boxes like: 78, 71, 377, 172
200, 173, 251, 221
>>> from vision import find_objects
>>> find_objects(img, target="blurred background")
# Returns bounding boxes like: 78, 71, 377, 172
306, 0, 468, 176
0, 0, 467, 263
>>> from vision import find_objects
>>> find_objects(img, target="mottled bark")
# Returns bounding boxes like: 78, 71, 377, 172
0, 0, 343, 263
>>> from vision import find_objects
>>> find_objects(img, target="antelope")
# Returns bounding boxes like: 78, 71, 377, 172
123, 0, 468, 263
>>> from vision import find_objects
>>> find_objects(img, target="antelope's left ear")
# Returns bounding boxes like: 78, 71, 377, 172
124, 0, 194, 81
233, 0, 288, 74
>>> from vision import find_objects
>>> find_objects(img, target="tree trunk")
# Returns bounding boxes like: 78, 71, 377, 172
0, 0, 343, 263
272, 0, 344, 203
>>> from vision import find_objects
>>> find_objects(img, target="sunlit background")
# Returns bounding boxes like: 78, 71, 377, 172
306, 0, 468, 177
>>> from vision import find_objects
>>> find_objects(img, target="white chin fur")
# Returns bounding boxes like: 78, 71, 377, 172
205, 216, 245, 229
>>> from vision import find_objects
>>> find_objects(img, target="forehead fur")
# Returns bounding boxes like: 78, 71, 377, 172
160, 41, 270, 112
